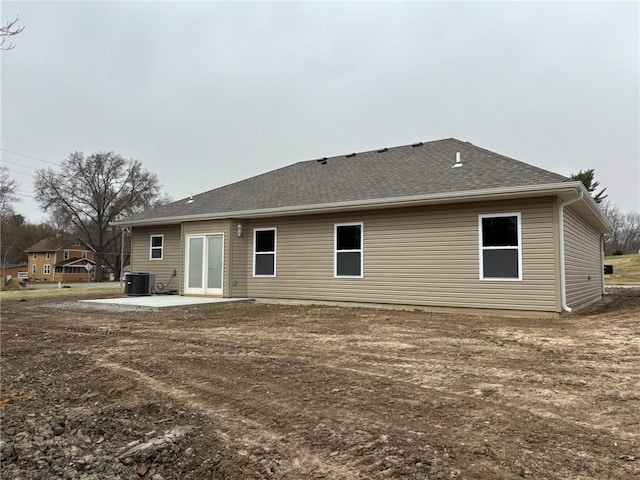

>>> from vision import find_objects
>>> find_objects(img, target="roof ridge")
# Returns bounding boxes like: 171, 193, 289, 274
190, 139, 457, 200
25, 236, 90, 252
462, 142, 568, 180
301, 137, 459, 164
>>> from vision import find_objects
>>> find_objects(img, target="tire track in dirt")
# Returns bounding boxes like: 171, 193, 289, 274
93, 357, 369, 479
104, 318, 640, 447
4, 292, 639, 478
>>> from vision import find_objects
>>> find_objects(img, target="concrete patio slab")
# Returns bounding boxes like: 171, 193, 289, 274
79, 296, 253, 309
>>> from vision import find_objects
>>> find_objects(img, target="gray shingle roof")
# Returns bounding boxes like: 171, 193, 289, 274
120, 138, 569, 225
25, 237, 92, 253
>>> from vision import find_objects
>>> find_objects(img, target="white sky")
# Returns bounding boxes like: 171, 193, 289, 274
1, 0, 639, 223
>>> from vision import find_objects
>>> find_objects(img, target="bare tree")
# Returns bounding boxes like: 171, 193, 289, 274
34, 151, 170, 280
601, 200, 640, 255
623, 212, 640, 254
1, 15, 25, 50
0, 166, 19, 217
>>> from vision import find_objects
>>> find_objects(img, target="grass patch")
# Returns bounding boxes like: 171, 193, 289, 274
487, 337, 512, 347
605, 254, 640, 285
0, 285, 123, 302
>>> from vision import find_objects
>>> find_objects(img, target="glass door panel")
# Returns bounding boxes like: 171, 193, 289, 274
206, 235, 223, 292
188, 237, 204, 289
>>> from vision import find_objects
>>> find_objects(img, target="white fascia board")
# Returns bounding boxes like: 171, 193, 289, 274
113, 182, 585, 228
576, 184, 614, 233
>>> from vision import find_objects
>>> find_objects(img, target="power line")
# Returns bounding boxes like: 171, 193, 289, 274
1, 148, 63, 166
1, 159, 39, 171
2, 147, 209, 198
13, 192, 36, 199
2, 166, 34, 178
3, 149, 198, 203
0, 136, 69, 157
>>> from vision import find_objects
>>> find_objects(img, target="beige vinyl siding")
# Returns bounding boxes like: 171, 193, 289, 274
230, 220, 249, 297
564, 206, 603, 308
182, 220, 232, 296
131, 225, 182, 290
243, 197, 559, 312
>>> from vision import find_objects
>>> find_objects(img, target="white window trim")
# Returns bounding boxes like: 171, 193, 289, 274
82, 251, 88, 259
253, 227, 277, 277
150, 234, 164, 260
334, 222, 364, 278
478, 212, 523, 281
46, 252, 50, 260
32, 264, 37, 274
63, 250, 69, 260
32, 252, 37, 260
43, 264, 51, 275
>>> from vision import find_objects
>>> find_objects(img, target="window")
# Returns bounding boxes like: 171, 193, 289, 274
55, 265, 87, 274
479, 213, 522, 280
32, 264, 37, 274
32, 252, 37, 260
253, 228, 276, 276
150, 235, 164, 260
63, 250, 69, 260
82, 251, 88, 259
43, 265, 51, 275
335, 223, 363, 278
46, 252, 50, 260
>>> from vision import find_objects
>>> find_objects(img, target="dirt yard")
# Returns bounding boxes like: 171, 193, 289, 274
1, 290, 639, 480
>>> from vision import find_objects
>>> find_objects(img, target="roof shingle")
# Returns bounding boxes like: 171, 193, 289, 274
26, 238, 90, 253
120, 138, 568, 224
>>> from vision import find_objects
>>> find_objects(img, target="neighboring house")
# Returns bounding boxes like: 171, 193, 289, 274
114, 138, 612, 315
1, 263, 29, 282
25, 238, 96, 282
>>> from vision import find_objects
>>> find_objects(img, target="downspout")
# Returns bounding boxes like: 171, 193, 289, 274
558, 189, 584, 313
601, 236, 606, 296
119, 228, 127, 288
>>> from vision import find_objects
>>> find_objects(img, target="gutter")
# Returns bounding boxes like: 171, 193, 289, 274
113, 182, 583, 227
558, 188, 584, 313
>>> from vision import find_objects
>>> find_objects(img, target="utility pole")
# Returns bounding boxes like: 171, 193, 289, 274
2, 245, 13, 267
2, 245, 13, 282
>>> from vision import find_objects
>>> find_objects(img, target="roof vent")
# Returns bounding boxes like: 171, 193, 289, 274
411, 142, 423, 148
451, 152, 463, 169
377, 147, 388, 153
346, 153, 356, 158
317, 157, 327, 165
186, 195, 194, 203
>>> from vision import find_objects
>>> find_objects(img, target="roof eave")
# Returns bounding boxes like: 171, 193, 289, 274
114, 183, 592, 228
569, 183, 614, 233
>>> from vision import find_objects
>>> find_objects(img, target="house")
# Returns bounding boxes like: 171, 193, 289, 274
1, 263, 29, 283
25, 238, 96, 282
114, 138, 612, 315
